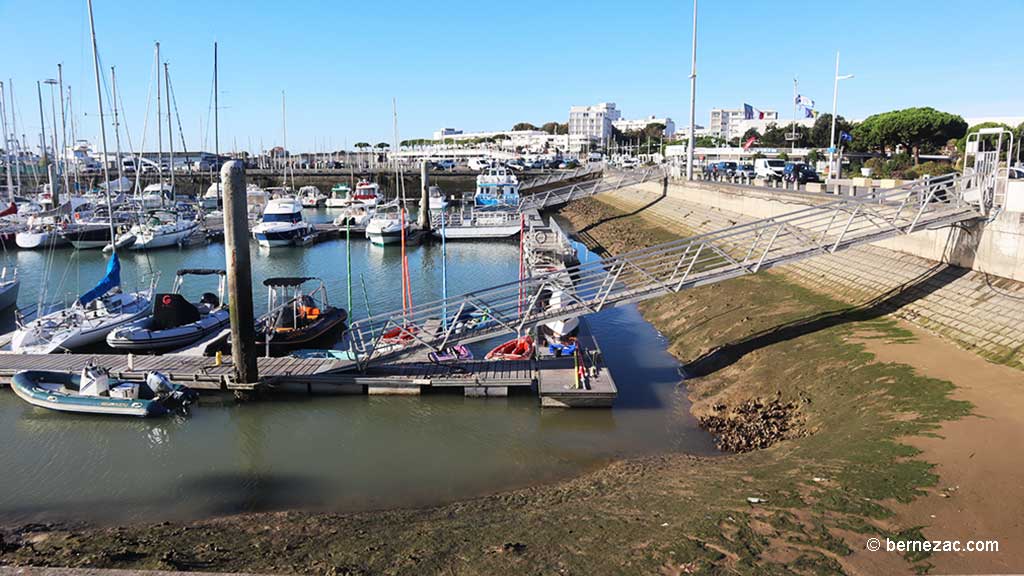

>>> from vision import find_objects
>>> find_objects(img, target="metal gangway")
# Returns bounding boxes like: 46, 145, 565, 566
519, 163, 604, 191
518, 166, 666, 211
347, 173, 987, 368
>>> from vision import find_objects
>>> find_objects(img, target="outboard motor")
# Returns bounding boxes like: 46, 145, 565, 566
199, 292, 220, 308
144, 371, 174, 398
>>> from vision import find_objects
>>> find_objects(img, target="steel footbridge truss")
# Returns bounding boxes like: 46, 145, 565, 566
347, 173, 986, 368
517, 166, 666, 211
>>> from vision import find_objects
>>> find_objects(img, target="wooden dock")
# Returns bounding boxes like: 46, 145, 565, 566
536, 317, 617, 408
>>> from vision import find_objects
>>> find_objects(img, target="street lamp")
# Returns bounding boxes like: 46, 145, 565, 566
828, 51, 854, 179
685, 0, 697, 180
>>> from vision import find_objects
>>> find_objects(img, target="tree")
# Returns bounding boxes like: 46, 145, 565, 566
512, 122, 538, 131
541, 122, 560, 135
853, 107, 967, 164
556, 123, 569, 135
741, 128, 761, 143
642, 122, 666, 141
374, 142, 390, 150
354, 142, 370, 150
809, 114, 852, 149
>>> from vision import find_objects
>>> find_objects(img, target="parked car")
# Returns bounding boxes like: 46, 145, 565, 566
433, 159, 456, 171
754, 158, 786, 181
619, 157, 640, 169
558, 159, 580, 169
735, 163, 756, 179
783, 162, 821, 184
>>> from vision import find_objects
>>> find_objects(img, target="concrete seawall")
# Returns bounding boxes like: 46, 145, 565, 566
594, 179, 1024, 369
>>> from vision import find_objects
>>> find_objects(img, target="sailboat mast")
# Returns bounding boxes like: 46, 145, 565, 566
8, 81, 21, 194
164, 63, 174, 204
213, 41, 219, 197
86, 0, 117, 257
155, 42, 162, 189
110, 66, 124, 188
281, 90, 290, 190
36, 82, 50, 189
57, 64, 70, 196
0, 81, 12, 202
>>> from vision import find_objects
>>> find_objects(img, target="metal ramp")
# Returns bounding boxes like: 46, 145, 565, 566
518, 166, 666, 211
347, 173, 986, 368
519, 163, 603, 191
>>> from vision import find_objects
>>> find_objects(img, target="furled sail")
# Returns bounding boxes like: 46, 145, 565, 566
77, 253, 121, 306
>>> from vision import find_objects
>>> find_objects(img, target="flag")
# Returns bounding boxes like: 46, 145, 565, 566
840, 130, 853, 143
804, 107, 819, 119
742, 136, 757, 150
758, 110, 765, 119
743, 103, 754, 120
796, 94, 815, 107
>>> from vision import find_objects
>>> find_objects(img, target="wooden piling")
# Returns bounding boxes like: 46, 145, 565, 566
418, 159, 431, 231
222, 160, 259, 385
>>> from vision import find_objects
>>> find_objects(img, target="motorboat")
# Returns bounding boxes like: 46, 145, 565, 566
537, 266, 580, 338
11, 365, 197, 417
107, 268, 229, 352
202, 182, 221, 210
351, 180, 383, 208
433, 206, 521, 240
326, 184, 352, 208
474, 165, 520, 207
11, 254, 155, 354
253, 277, 347, 355
427, 185, 447, 211
298, 186, 326, 208
333, 203, 374, 230
485, 335, 534, 360
364, 201, 409, 246
16, 217, 70, 249
60, 211, 136, 250
251, 196, 314, 247
128, 209, 199, 250
141, 182, 173, 209
246, 184, 269, 221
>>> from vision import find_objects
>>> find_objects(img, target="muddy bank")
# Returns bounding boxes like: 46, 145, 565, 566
0, 198, 997, 575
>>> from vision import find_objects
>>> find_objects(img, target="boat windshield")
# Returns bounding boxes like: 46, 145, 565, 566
262, 213, 302, 224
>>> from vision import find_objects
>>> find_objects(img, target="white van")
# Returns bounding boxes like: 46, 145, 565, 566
754, 158, 786, 181
468, 158, 492, 171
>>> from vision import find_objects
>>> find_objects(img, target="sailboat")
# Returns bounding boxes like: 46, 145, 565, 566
11, 254, 155, 354
201, 42, 222, 212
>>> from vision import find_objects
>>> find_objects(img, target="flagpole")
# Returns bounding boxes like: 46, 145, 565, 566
791, 77, 797, 153
685, 0, 697, 181
828, 51, 854, 180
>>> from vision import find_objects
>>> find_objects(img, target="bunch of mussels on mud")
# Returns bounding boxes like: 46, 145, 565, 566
699, 392, 807, 453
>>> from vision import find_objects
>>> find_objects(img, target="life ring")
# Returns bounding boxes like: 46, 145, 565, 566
533, 230, 548, 244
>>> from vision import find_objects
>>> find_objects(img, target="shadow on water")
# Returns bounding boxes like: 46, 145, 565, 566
175, 472, 329, 517
685, 263, 969, 378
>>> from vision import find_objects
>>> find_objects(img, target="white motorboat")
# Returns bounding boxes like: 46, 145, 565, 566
333, 203, 374, 230
433, 207, 521, 240
141, 182, 173, 209
251, 196, 313, 247
16, 217, 70, 249
298, 186, 326, 208
246, 184, 269, 221
107, 268, 229, 352
11, 254, 155, 354
365, 202, 409, 246
202, 182, 221, 210
127, 210, 199, 250
351, 180, 383, 208
539, 267, 579, 338
427, 185, 448, 211
0, 267, 20, 311
325, 184, 352, 208
474, 165, 520, 207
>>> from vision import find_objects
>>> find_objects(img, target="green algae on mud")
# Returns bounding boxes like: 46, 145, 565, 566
0, 199, 974, 575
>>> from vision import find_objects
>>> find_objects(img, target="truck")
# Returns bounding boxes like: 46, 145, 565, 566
754, 158, 786, 181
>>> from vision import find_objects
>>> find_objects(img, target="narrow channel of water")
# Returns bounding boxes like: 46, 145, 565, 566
0, 208, 716, 524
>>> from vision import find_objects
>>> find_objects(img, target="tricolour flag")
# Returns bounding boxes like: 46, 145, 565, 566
743, 104, 754, 120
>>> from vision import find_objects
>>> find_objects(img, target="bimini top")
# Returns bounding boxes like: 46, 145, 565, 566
177, 268, 226, 276
263, 276, 316, 287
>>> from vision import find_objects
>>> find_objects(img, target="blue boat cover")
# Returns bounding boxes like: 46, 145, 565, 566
78, 253, 121, 306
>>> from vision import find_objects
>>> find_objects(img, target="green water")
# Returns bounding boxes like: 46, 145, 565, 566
0, 209, 716, 524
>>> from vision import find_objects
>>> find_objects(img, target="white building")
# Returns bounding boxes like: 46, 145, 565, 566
709, 107, 779, 140
672, 124, 708, 141
612, 115, 676, 138
568, 102, 621, 151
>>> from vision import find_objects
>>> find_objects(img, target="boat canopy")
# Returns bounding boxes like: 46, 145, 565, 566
177, 268, 226, 276
264, 276, 315, 287
77, 253, 121, 306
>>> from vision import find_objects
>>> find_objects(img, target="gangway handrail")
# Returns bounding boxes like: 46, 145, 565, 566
347, 172, 984, 369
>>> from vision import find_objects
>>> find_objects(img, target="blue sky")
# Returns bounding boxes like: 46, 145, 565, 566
1, 0, 1021, 153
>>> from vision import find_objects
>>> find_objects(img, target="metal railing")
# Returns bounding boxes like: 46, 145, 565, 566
518, 166, 667, 212
519, 163, 604, 191
345, 172, 985, 368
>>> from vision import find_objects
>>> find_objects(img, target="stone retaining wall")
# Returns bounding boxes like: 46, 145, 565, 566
595, 181, 1024, 369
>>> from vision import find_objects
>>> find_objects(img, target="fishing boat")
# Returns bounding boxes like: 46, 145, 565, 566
128, 209, 199, 250
11, 364, 197, 417
106, 269, 229, 352
325, 184, 352, 208
351, 180, 383, 208
298, 186, 326, 208
485, 335, 533, 360
365, 201, 409, 246
253, 277, 347, 355
11, 254, 156, 354
474, 165, 520, 207
251, 196, 313, 247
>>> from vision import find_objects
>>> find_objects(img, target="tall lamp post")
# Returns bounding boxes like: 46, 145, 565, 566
685, 0, 697, 180
828, 51, 854, 179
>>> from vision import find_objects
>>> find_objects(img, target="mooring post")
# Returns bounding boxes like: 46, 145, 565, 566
222, 160, 259, 386
419, 159, 431, 231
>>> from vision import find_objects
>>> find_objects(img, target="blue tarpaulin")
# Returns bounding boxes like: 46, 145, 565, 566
77, 253, 121, 306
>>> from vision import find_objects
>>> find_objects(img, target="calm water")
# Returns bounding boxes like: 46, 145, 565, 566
0, 209, 716, 524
